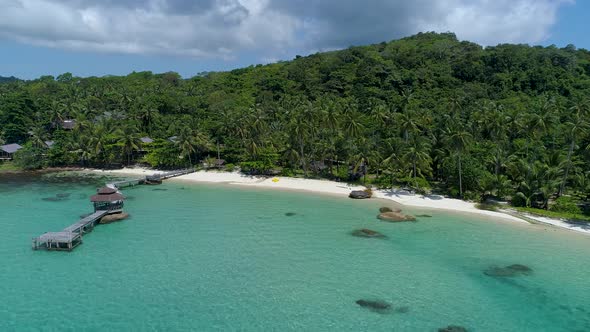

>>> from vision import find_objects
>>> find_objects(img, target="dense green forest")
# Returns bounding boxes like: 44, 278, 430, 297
1, 32, 589, 211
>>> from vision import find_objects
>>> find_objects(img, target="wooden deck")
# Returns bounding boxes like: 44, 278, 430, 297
33, 210, 109, 251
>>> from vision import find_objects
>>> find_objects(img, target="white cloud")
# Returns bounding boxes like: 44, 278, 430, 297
0, 0, 573, 59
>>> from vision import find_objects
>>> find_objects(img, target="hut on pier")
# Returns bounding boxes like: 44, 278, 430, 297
90, 187, 125, 213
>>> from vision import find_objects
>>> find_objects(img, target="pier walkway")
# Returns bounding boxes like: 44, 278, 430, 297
108, 168, 196, 188
32, 211, 108, 251
32, 168, 197, 251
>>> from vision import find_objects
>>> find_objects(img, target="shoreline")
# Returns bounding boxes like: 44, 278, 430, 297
89, 167, 590, 236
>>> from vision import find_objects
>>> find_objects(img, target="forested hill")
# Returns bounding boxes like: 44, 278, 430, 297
1, 32, 589, 209
0, 76, 20, 83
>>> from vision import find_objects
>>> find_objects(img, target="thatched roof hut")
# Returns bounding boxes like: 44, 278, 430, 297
90, 187, 125, 202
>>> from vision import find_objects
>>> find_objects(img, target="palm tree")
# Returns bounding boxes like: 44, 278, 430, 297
177, 127, 196, 166
342, 113, 363, 139
137, 106, 158, 134
90, 123, 113, 166
29, 126, 47, 149
402, 136, 432, 189
289, 111, 311, 176
444, 126, 472, 197
559, 102, 589, 195
118, 125, 141, 166
382, 137, 404, 189
396, 111, 420, 142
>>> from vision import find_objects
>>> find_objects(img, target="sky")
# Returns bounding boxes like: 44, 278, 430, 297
0, 0, 588, 80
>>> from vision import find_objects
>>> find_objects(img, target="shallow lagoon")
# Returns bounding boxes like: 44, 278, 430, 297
1, 173, 589, 331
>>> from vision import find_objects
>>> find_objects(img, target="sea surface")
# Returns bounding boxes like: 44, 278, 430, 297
1, 172, 589, 331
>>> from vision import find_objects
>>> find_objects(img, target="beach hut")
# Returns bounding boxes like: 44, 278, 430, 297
140, 137, 153, 144
90, 187, 125, 213
0, 143, 22, 160
45, 141, 55, 148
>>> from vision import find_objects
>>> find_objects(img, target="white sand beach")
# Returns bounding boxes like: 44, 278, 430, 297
92, 167, 590, 235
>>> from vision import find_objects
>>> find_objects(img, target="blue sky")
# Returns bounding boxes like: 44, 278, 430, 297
0, 0, 586, 80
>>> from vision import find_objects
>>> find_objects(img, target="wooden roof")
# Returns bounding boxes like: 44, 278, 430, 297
91, 187, 124, 201
97, 187, 117, 194
90, 192, 125, 202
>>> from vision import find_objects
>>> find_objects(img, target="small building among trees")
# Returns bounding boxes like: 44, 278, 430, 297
0, 143, 22, 160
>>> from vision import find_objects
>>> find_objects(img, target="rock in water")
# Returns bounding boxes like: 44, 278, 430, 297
100, 213, 129, 224
377, 212, 416, 222
395, 306, 410, 313
351, 229, 386, 238
349, 190, 371, 199
355, 300, 391, 313
506, 264, 533, 274
379, 207, 402, 213
285, 212, 297, 217
483, 264, 533, 277
438, 325, 468, 332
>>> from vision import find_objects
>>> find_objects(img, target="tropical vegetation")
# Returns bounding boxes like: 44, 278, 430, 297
1, 32, 589, 213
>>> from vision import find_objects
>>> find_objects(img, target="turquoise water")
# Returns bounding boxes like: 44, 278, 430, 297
1, 172, 590, 331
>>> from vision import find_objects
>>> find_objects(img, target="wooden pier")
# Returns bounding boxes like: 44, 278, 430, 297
108, 168, 195, 188
32, 211, 108, 251
32, 168, 197, 251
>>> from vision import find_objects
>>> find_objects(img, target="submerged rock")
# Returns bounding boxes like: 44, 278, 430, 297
506, 264, 533, 273
484, 264, 533, 277
416, 214, 432, 218
356, 300, 391, 313
349, 190, 371, 199
438, 325, 468, 332
351, 229, 386, 238
378, 212, 416, 222
100, 213, 129, 224
152, 188, 168, 191
379, 207, 402, 213
285, 212, 297, 217
395, 306, 410, 313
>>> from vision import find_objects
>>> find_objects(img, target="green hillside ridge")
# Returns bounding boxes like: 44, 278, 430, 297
1, 32, 589, 212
